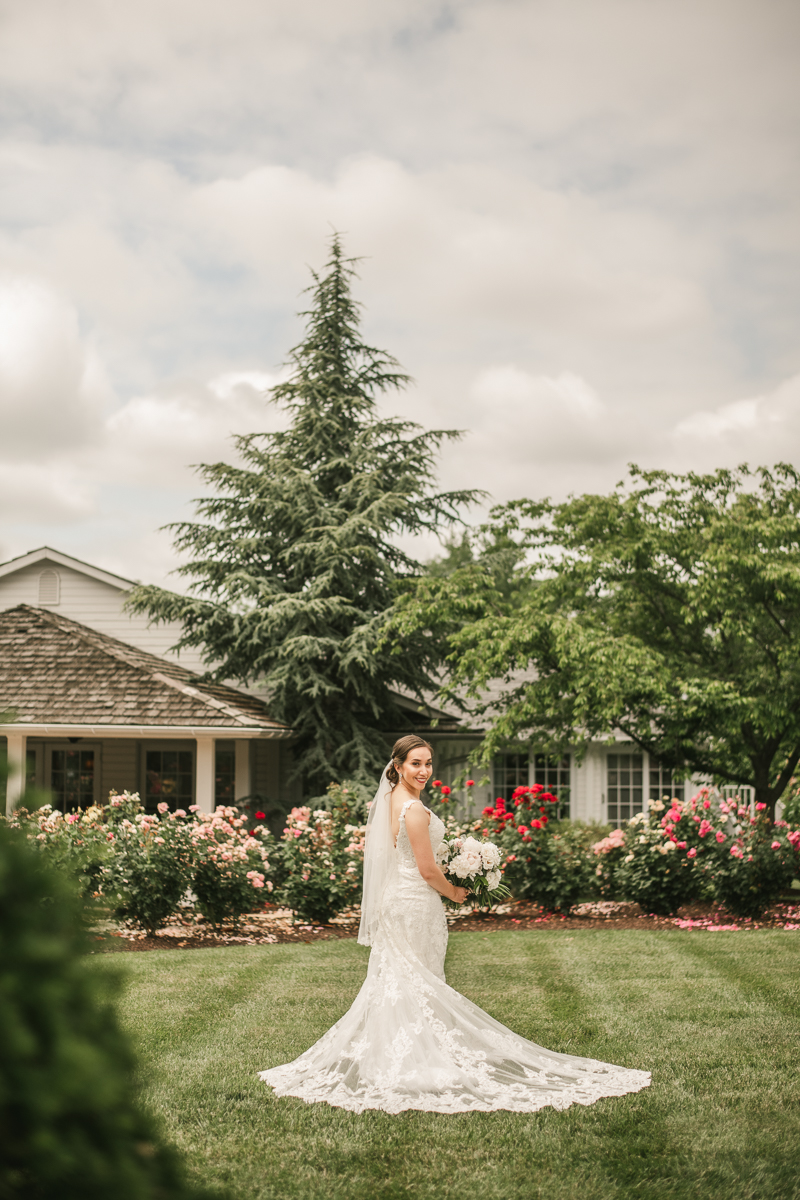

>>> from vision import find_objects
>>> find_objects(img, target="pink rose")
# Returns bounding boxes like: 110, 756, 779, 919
771, 840, 781, 849
715, 831, 726, 843
703, 798, 711, 809
756, 802, 767, 810
730, 845, 743, 858
687, 847, 697, 858
157, 802, 169, 814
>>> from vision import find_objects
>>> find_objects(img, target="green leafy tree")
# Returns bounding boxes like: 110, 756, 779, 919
127, 236, 477, 791
390, 464, 800, 819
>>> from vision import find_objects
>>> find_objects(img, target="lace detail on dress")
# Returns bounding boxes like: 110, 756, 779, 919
259, 793, 650, 1114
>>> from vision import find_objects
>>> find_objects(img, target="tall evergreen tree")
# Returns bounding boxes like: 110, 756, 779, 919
127, 236, 478, 791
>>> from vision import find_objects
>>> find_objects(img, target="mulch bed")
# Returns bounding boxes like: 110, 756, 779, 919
94, 897, 800, 952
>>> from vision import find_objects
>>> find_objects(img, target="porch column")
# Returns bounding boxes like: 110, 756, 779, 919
234, 739, 251, 802
5, 733, 26, 813
195, 737, 215, 814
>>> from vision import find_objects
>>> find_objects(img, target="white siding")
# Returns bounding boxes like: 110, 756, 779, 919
0, 559, 210, 674
100, 739, 140, 799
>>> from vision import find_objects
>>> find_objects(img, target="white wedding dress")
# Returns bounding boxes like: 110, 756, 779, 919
259, 798, 650, 1114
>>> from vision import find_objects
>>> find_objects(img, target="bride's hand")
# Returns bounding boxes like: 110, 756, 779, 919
451, 885, 469, 905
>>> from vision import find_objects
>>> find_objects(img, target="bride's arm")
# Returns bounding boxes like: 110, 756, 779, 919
404, 803, 468, 904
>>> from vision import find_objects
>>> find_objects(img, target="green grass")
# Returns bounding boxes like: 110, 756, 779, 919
91, 931, 800, 1200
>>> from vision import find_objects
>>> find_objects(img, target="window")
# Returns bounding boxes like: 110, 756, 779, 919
534, 754, 571, 819
38, 569, 60, 605
145, 749, 194, 812
215, 747, 235, 805
50, 748, 95, 810
649, 760, 682, 806
493, 753, 529, 804
607, 753, 643, 827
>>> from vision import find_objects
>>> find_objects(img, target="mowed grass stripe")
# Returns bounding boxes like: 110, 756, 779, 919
92, 933, 800, 1200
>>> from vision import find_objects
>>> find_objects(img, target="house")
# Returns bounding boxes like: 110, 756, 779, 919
0, 546, 713, 824
0, 604, 292, 815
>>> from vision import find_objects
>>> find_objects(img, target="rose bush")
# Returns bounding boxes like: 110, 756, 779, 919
3, 800, 112, 899
591, 827, 627, 899
613, 791, 728, 914
104, 794, 195, 935
277, 791, 366, 924
473, 786, 593, 912
707, 799, 800, 918
189, 804, 275, 929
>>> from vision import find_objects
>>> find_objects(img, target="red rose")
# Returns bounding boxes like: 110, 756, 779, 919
432, 779, 442, 787
532, 819, 542, 829
441, 786, 451, 795
466, 779, 475, 787
482, 805, 494, 816
255, 811, 266, 819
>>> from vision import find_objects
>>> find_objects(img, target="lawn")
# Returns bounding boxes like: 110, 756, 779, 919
93, 930, 800, 1200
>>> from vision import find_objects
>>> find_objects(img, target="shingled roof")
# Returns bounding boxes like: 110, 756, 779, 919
0, 605, 290, 735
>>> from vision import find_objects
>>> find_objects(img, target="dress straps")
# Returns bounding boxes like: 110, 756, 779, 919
399, 798, 430, 821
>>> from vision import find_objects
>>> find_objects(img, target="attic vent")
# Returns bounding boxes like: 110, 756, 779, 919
38, 569, 60, 606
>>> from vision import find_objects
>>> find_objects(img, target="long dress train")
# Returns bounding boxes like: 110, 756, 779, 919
259, 799, 651, 1114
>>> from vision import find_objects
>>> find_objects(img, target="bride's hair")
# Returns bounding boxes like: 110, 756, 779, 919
387, 735, 433, 786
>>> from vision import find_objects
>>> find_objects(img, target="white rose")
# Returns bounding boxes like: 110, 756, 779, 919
664, 841, 676, 852
638, 835, 648, 844
480, 843, 501, 869
486, 869, 502, 890
624, 853, 635, 862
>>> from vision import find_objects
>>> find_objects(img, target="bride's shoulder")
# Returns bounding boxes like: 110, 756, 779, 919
401, 797, 431, 824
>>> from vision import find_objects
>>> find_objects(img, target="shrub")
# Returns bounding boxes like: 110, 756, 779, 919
614, 792, 725, 914
104, 794, 195, 936
590, 827, 627, 898
2, 801, 112, 900
0, 821, 218, 1200
476, 786, 592, 912
190, 805, 274, 929
278, 796, 365, 925
708, 799, 800, 918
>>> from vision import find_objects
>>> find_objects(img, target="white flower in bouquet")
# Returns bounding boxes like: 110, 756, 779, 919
480, 842, 501, 870
440, 834, 511, 909
449, 836, 484, 879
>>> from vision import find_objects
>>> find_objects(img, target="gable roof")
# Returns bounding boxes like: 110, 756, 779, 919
0, 547, 136, 590
0, 605, 290, 736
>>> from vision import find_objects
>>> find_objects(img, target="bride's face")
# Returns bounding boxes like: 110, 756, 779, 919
397, 748, 433, 791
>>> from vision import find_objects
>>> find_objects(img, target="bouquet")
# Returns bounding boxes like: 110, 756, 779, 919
437, 835, 511, 909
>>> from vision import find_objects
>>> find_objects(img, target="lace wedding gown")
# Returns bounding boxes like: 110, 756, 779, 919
259, 799, 650, 1114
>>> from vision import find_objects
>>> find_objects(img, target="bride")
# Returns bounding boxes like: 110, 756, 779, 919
259, 734, 650, 1114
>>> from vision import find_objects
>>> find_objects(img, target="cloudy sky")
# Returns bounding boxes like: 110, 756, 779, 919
1, 0, 798, 585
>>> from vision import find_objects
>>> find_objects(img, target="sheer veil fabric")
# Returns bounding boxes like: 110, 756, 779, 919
259, 765, 651, 1115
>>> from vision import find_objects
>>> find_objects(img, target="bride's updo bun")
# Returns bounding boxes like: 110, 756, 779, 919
386, 735, 433, 786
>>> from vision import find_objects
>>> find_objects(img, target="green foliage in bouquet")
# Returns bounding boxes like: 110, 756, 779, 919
0, 822, 218, 1200
2, 801, 112, 900
190, 805, 274, 929
478, 786, 592, 912
708, 798, 800, 918
104, 793, 194, 936
277, 799, 365, 925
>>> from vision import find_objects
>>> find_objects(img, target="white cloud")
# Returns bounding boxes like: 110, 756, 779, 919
672, 374, 800, 466
0, 274, 111, 457
0, 0, 797, 581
